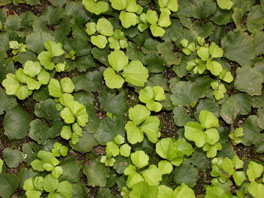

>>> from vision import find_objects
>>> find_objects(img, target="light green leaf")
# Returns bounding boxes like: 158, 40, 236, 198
2, 74, 20, 95
106, 142, 119, 157
140, 116, 160, 143
110, 0, 127, 10
146, 10, 159, 25
48, 79, 62, 98
16, 86, 32, 100
103, 68, 125, 89
57, 181, 72, 198
219, 70, 233, 83
142, 165, 162, 186
44, 174, 59, 193
85, 22, 96, 35
153, 86, 166, 101
119, 11, 137, 28
23, 61, 41, 77
131, 150, 149, 169
108, 50, 128, 72
233, 171, 246, 186
91, 35, 108, 49
247, 161, 264, 182
139, 86, 154, 103
173, 183, 196, 198
26, 78, 41, 90
150, 24, 166, 37
197, 47, 209, 61
209, 42, 224, 58
158, 160, 173, 175
217, 0, 233, 10
167, 0, 178, 12
38, 51, 54, 70
199, 110, 219, 129
82, 0, 109, 15
37, 70, 50, 85
122, 60, 149, 87
96, 18, 114, 36
61, 126, 72, 140
3, 148, 23, 168
205, 128, 219, 145
184, 122, 206, 147
248, 181, 264, 198
44, 40, 64, 57
60, 107, 75, 124
158, 9, 171, 28
60, 78, 75, 93
158, 185, 174, 198
120, 144, 131, 157
128, 104, 150, 125
125, 121, 144, 144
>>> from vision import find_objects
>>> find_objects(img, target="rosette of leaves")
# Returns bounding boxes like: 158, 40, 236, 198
101, 135, 131, 166
139, 86, 166, 112
38, 40, 65, 71
2, 61, 50, 100
184, 110, 222, 158
146, 9, 171, 37
229, 127, 244, 145
110, 0, 142, 28
211, 156, 246, 187
156, 137, 194, 167
124, 151, 163, 188
86, 18, 114, 49
9, 40, 26, 61
23, 175, 72, 198
108, 30, 128, 50
51, 142, 68, 157
125, 104, 160, 144
180, 39, 196, 56
31, 150, 63, 179
184, 37, 230, 78
82, 0, 109, 15
211, 81, 227, 100
103, 50, 149, 89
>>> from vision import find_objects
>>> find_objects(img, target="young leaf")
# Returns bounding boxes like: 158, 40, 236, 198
106, 142, 119, 157
206, 60, 223, 76
131, 151, 149, 169
247, 161, 264, 182
57, 181, 72, 198
158, 160, 173, 175
216, 0, 233, 10
2, 74, 20, 95
142, 165, 162, 186
119, 11, 137, 28
199, 110, 219, 129
173, 183, 195, 198
60, 78, 75, 93
91, 35, 108, 49
48, 79, 62, 98
44, 41, 64, 57
150, 24, 166, 37
60, 126, 72, 140
82, 0, 109, 15
197, 47, 209, 61
96, 18, 114, 36
38, 51, 54, 70
140, 116, 160, 143
44, 174, 59, 193
23, 61, 41, 78
110, 0, 127, 10
184, 122, 206, 147
60, 107, 75, 124
128, 104, 150, 125
125, 121, 144, 144
209, 42, 224, 58
122, 60, 149, 87
120, 144, 131, 157
86, 22, 96, 35
108, 50, 128, 72
103, 68, 125, 89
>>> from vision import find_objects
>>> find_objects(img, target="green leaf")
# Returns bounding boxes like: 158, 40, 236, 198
247, 161, 264, 182
205, 185, 227, 198
158, 160, 173, 175
248, 181, 264, 198
220, 94, 251, 124
119, 11, 137, 28
44, 174, 59, 193
233, 171, 246, 186
26, 32, 54, 54
216, 0, 233, 10
48, 79, 62, 97
234, 66, 263, 96
44, 40, 64, 57
120, 144, 131, 157
96, 18, 114, 36
131, 150, 149, 169
29, 119, 49, 144
150, 24, 166, 37
209, 42, 224, 58
37, 70, 50, 85
0, 173, 19, 198
197, 47, 209, 61
246, 5, 264, 33
38, 51, 54, 70
142, 165, 162, 186
0, 159, 3, 175
35, 99, 60, 121
129, 181, 158, 197
140, 116, 160, 143
2, 74, 20, 96
158, 9, 171, 28
173, 183, 196, 198
205, 128, 220, 145
70, 131, 98, 153
109, 0, 127, 10
173, 162, 198, 187
128, 104, 150, 125
125, 121, 144, 144
83, 159, 109, 187
23, 61, 41, 77
106, 142, 119, 157
157, 185, 174, 198
91, 35, 108, 49
82, 0, 109, 15
139, 86, 154, 103
60, 77, 75, 93
57, 181, 72, 198
221, 30, 255, 66
0, 87, 17, 116
184, 122, 206, 147
146, 10, 159, 25
60, 107, 75, 124
122, 60, 149, 87
85, 22, 96, 35
206, 60, 223, 76
103, 68, 125, 89
4, 106, 31, 140
199, 110, 219, 129
3, 148, 23, 168
108, 50, 128, 72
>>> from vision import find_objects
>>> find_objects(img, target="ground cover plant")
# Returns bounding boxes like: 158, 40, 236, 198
0, 0, 264, 197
